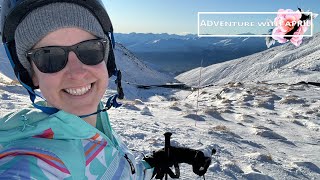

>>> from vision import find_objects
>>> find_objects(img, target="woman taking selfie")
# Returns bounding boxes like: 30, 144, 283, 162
0, 0, 211, 179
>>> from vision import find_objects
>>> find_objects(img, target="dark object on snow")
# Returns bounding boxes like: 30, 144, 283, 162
144, 132, 215, 179
115, 70, 124, 99
136, 83, 192, 90
297, 81, 320, 87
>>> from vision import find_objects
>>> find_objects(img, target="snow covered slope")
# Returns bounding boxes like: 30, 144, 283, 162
113, 43, 172, 85
0, 45, 16, 80
108, 82, 320, 179
176, 33, 320, 86
108, 43, 173, 100
0, 72, 11, 84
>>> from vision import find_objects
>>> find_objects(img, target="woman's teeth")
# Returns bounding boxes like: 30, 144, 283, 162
65, 84, 92, 96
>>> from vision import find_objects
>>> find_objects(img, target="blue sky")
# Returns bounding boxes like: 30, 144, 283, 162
103, 0, 320, 35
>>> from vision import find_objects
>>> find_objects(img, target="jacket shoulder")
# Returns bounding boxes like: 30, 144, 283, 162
0, 108, 48, 131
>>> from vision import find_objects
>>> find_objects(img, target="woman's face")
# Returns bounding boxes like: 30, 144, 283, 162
31, 28, 108, 116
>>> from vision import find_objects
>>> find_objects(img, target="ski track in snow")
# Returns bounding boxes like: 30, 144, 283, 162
2, 81, 319, 179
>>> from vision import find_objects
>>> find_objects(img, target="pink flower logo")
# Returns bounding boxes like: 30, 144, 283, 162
266, 8, 317, 48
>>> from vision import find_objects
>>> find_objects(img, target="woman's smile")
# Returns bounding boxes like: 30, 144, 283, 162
64, 83, 92, 96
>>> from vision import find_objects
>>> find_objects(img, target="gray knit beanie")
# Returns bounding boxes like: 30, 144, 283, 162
15, 2, 108, 76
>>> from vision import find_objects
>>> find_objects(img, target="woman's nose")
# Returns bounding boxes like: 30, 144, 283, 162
65, 51, 88, 79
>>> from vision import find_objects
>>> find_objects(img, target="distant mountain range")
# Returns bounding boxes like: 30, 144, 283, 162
114, 33, 277, 75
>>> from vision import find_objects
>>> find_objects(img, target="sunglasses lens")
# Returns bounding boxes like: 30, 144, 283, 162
32, 47, 66, 73
77, 40, 106, 65
29, 39, 108, 73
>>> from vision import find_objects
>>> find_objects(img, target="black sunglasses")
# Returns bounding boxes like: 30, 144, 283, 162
26, 38, 109, 73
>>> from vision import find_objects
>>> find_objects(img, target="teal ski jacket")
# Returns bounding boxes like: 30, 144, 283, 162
0, 102, 154, 179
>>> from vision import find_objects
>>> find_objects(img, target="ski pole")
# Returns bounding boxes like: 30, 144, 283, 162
164, 132, 172, 180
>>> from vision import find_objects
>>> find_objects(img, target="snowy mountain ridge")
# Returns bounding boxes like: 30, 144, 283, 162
177, 33, 320, 87
113, 43, 172, 85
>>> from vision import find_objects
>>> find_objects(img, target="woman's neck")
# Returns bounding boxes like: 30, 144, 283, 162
83, 115, 97, 127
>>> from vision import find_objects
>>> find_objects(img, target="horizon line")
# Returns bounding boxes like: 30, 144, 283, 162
114, 32, 320, 36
